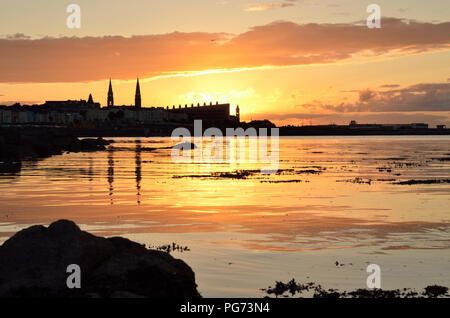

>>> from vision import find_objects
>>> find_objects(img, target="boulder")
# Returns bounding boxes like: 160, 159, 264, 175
0, 129, 110, 164
0, 161, 21, 174
78, 138, 109, 152
0, 220, 200, 298
173, 142, 197, 150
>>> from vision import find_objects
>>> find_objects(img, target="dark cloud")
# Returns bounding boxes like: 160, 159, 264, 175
0, 18, 449, 83
301, 82, 450, 112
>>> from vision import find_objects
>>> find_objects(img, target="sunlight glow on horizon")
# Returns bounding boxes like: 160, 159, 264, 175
1, 1, 449, 126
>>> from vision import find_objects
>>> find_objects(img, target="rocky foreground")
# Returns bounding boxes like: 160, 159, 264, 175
0, 128, 109, 173
0, 220, 200, 298
262, 278, 449, 298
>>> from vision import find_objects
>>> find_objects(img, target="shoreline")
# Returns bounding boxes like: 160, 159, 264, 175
1, 125, 449, 138
0, 127, 110, 173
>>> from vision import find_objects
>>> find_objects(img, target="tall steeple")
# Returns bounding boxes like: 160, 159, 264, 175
135, 78, 141, 108
107, 79, 114, 107
236, 105, 240, 122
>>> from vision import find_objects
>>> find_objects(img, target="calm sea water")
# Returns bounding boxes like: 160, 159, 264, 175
0, 136, 449, 297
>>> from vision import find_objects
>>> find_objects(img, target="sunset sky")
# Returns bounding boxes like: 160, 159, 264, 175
0, 0, 449, 126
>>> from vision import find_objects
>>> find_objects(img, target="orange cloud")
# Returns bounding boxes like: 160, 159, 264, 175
244, 1, 296, 11
1, 18, 449, 83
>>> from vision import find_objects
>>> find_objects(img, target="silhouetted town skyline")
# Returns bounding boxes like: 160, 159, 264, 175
0, 79, 448, 135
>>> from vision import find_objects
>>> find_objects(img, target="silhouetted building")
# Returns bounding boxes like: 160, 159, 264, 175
411, 123, 428, 129
107, 79, 114, 107
168, 102, 231, 122
43, 99, 100, 110
0, 79, 244, 127
349, 120, 382, 129
135, 78, 142, 109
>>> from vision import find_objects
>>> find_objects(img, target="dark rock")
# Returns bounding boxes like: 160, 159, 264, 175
393, 179, 450, 185
423, 285, 449, 298
52, 135, 79, 149
173, 142, 197, 150
94, 137, 110, 146
0, 129, 110, 169
78, 138, 109, 151
0, 161, 22, 174
262, 279, 449, 298
0, 220, 200, 298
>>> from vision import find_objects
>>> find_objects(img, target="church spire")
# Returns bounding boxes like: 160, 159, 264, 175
135, 78, 142, 108
107, 79, 114, 107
